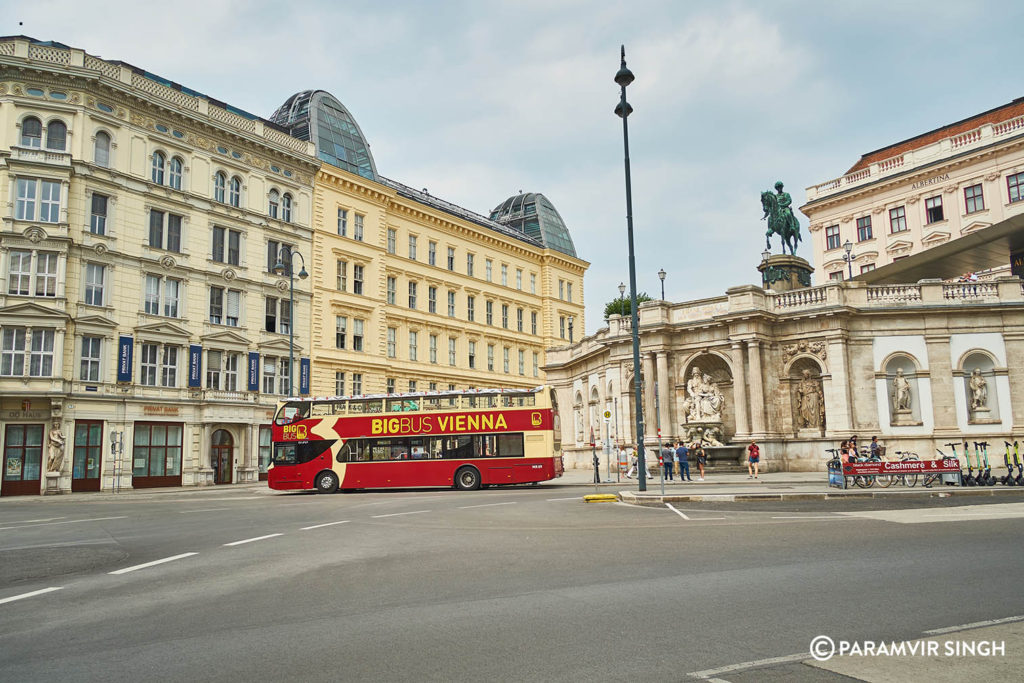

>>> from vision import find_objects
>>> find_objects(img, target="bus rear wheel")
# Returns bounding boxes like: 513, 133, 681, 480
315, 471, 339, 494
454, 467, 481, 491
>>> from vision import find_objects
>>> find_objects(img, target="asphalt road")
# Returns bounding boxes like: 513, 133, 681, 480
1, 484, 1023, 682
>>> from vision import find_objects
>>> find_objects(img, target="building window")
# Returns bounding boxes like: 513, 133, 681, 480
560, 316, 566, 339
428, 286, 437, 314
1009, 173, 1024, 203
228, 176, 241, 207
281, 194, 292, 222
279, 358, 291, 395
925, 195, 944, 224
531, 311, 538, 335
353, 265, 364, 295
214, 173, 226, 203
161, 346, 179, 387
516, 308, 524, 332
132, 423, 183, 478
487, 344, 494, 372
84, 263, 105, 306
468, 341, 476, 369
486, 259, 493, 282
516, 269, 523, 290
139, 343, 177, 387
467, 253, 475, 277
16, 178, 62, 223
262, 356, 277, 394
20, 116, 42, 147
429, 335, 438, 364
352, 373, 362, 395
889, 206, 907, 233
335, 316, 347, 349
336, 260, 347, 291
212, 227, 241, 265
352, 319, 364, 352
530, 273, 536, 294
94, 132, 111, 167
80, 335, 102, 382
268, 190, 280, 218
224, 353, 239, 391
387, 276, 396, 305
45, 120, 66, 150
387, 228, 397, 254
829, 271, 843, 281
265, 297, 291, 334
448, 337, 457, 366
447, 247, 455, 271
856, 216, 872, 242
0, 328, 25, 376
337, 208, 347, 236
168, 157, 183, 190
964, 184, 984, 214
503, 347, 510, 373
335, 371, 345, 396
143, 275, 180, 317
151, 152, 165, 184
1, 328, 54, 377
447, 290, 456, 317
206, 350, 222, 390
501, 264, 508, 286
209, 287, 240, 326
148, 210, 182, 252
408, 380, 416, 392
467, 296, 475, 322
559, 280, 564, 299
486, 301, 493, 325
409, 235, 417, 260
501, 304, 509, 329
354, 213, 364, 241
532, 351, 539, 378
518, 349, 525, 376
408, 281, 418, 309
90, 194, 108, 235
387, 327, 397, 358
824, 225, 840, 250
409, 331, 418, 361
860, 263, 876, 274
7, 250, 58, 298
429, 241, 437, 266
386, 378, 395, 394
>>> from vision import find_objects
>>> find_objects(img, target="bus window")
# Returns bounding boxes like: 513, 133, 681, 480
311, 403, 332, 417
274, 402, 309, 425
332, 401, 348, 415
387, 398, 420, 412
365, 400, 384, 413
423, 398, 441, 411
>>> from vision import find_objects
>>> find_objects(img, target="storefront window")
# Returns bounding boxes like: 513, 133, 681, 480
259, 425, 272, 475
132, 423, 182, 479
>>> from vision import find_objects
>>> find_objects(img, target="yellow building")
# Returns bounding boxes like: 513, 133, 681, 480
269, 91, 588, 397
0, 37, 318, 495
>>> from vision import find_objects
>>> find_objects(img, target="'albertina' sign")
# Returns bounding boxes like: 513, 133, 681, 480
911, 173, 950, 190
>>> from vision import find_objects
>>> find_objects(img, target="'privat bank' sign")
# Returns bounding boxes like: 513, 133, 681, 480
911, 173, 950, 190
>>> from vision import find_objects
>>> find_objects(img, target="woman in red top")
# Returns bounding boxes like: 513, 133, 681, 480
747, 439, 760, 479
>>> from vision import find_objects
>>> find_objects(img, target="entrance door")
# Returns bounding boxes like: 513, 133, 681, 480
72, 421, 103, 492
211, 429, 233, 485
2, 424, 44, 496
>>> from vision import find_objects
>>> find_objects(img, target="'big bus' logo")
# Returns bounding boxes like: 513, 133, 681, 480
283, 424, 307, 440
531, 412, 542, 426
370, 413, 510, 437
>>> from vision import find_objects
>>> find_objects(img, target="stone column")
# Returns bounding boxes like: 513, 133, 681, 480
1004, 332, 1024, 433
747, 340, 766, 435
656, 351, 671, 441
825, 336, 853, 432
925, 333, 959, 437
642, 352, 656, 444
731, 342, 749, 437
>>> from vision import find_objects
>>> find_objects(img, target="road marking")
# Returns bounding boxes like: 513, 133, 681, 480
458, 502, 517, 509
9, 517, 65, 524
300, 521, 350, 530
771, 515, 844, 519
924, 614, 1024, 635
223, 533, 283, 546
0, 516, 127, 531
839, 502, 1024, 524
179, 507, 231, 514
371, 510, 430, 518
665, 503, 690, 520
108, 553, 198, 575
547, 497, 581, 501
689, 652, 809, 679
0, 586, 63, 605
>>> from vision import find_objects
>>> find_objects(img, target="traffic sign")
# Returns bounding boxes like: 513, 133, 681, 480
603, 410, 611, 422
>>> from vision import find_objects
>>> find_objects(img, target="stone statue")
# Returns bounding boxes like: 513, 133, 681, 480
46, 421, 66, 473
698, 373, 724, 421
795, 369, 824, 429
760, 181, 802, 256
969, 368, 988, 411
574, 409, 584, 442
892, 368, 912, 412
701, 426, 724, 447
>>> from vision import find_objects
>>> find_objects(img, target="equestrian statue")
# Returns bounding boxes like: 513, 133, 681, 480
761, 181, 802, 256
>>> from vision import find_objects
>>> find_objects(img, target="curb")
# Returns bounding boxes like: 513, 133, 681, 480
619, 487, 1024, 505
583, 494, 619, 503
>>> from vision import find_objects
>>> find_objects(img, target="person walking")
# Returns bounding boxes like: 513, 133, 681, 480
661, 442, 675, 481
675, 441, 692, 482
625, 446, 638, 479
694, 441, 707, 481
747, 439, 760, 479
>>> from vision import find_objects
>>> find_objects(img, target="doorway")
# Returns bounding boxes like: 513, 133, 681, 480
72, 420, 103, 492
211, 429, 233, 485
2, 424, 44, 496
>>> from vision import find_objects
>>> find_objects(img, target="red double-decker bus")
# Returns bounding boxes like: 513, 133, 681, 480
268, 386, 563, 493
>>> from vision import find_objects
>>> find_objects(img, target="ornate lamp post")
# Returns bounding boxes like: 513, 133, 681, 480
615, 45, 648, 491
842, 239, 855, 280
272, 248, 308, 396
658, 268, 666, 300
568, 315, 574, 343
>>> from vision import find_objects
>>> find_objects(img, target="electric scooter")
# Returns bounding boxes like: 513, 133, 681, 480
975, 441, 996, 486
1002, 442, 1018, 486
1015, 441, 1024, 486
958, 441, 977, 486
946, 442, 969, 486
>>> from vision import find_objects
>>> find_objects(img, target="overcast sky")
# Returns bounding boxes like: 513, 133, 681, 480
11, 0, 1022, 333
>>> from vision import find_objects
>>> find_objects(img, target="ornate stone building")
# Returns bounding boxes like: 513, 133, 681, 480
0, 37, 318, 494
544, 278, 1024, 470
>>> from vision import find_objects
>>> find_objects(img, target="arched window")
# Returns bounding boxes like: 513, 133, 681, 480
214, 172, 226, 203
152, 152, 165, 184
268, 189, 279, 219
21, 117, 42, 147
46, 120, 67, 150
228, 176, 241, 207
94, 131, 111, 167
168, 157, 183, 190
281, 193, 293, 222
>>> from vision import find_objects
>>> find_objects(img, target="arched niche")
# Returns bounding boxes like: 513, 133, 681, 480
884, 354, 923, 426
787, 356, 826, 436
960, 351, 999, 423
573, 391, 585, 444
676, 352, 734, 442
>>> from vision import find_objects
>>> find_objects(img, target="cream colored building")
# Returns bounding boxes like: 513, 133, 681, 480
802, 97, 1024, 282
0, 37, 317, 495
268, 91, 588, 398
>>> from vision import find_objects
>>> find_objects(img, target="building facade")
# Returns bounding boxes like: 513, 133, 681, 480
802, 97, 1024, 282
0, 37, 318, 495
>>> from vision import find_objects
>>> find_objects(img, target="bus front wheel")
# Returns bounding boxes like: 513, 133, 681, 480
454, 467, 481, 491
315, 471, 339, 494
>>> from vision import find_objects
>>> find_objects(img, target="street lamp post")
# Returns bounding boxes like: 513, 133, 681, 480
568, 315, 574, 343
615, 45, 648, 491
658, 268, 666, 300
273, 247, 309, 396
842, 239, 855, 280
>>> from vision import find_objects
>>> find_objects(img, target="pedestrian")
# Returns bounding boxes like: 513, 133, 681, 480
694, 441, 707, 481
661, 442, 675, 481
625, 446, 638, 479
848, 434, 859, 458
869, 435, 882, 459
675, 441, 692, 482
747, 439, 760, 479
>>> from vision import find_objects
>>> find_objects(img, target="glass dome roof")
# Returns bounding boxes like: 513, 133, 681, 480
489, 193, 577, 258
269, 90, 377, 180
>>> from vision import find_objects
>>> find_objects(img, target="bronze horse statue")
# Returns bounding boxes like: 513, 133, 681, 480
761, 188, 802, 256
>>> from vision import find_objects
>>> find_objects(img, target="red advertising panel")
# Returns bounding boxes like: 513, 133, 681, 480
841, 458, 960, 475
275, 408, 552, 442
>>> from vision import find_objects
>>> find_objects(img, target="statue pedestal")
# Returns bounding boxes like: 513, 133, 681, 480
44, 471, 61, 495
891, 409, 922, 427
758, 254, 813, 292
969, 407, 1000, 425
680, 422, 725, 446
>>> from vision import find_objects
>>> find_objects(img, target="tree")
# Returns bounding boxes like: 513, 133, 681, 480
604, 292, 652, 318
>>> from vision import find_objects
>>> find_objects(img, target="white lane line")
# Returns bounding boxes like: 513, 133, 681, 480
0, 516, 127, 531
223, 534, 283, 546
688, 652, 809, 679
547, 497, 582, 501
9, 517, 66, 524
771, 515, 844, 519
179, 507, 231, 514
300, 521, 350, 531
108, 553, 198, 575
665, 503, 690, 520
371, 510, 430, 518
924, 614, 1024, 635
458, 502, 517, 509
0, 586, 63, 605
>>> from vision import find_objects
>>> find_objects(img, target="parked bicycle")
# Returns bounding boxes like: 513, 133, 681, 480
875, 450, 919, 488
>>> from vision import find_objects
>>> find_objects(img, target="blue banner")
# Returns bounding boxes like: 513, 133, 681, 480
247, 352, 260, 392
188, 345, 202, 388
299, 357, 310, 395
117, 336, 133, 383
